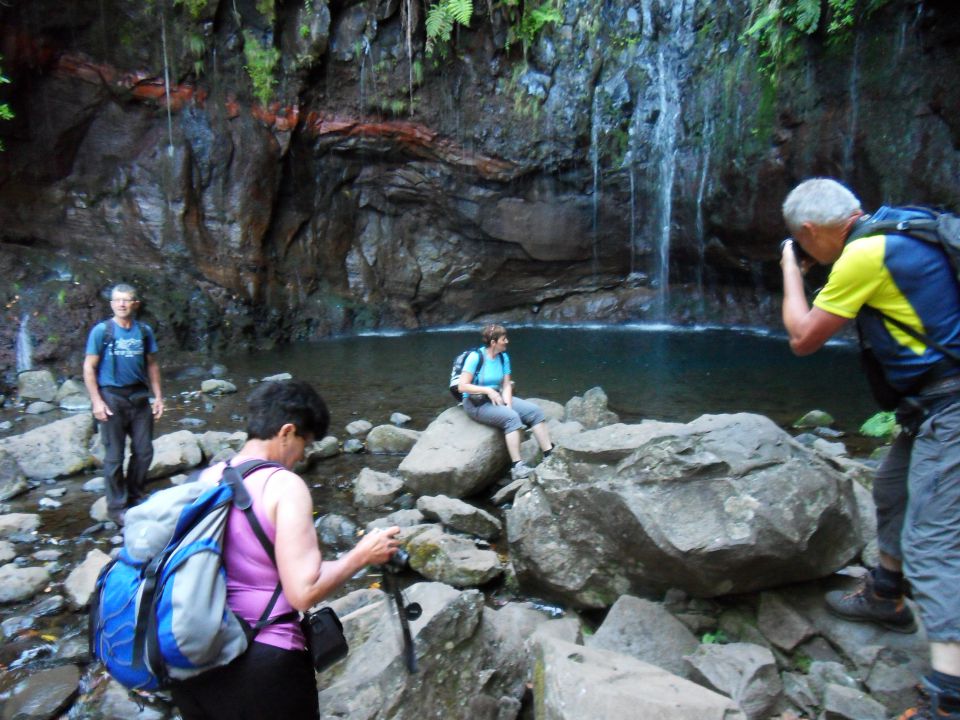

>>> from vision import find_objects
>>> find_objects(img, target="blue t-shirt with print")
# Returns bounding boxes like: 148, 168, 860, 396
85, 320, 159, 388
462, 349, 510, 398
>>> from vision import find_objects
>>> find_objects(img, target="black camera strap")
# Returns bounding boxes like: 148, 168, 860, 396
383, 570, 418, 673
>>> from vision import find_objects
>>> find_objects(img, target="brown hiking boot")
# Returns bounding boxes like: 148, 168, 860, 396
824, 571, 917, 633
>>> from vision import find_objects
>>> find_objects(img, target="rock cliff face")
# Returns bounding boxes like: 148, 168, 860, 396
0, 0, 958, 384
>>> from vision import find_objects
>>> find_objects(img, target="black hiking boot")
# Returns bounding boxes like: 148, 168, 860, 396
899, 678, 960, 719
825, 571, 917, 633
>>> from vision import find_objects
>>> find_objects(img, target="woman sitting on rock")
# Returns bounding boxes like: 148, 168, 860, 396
458, 323, 554, 480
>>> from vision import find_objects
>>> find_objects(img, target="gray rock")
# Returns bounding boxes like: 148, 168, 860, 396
416, 495, 502, 540
1, 614, 35, 640
365, 424, 420, 454
366, 509, 425, 531
315, 513, 359, 550
563, 386, 619, 429
25, 401, 56, 414
782, 671, 819, 717
32, 594, 66, 617
0, 450, 29, 501
404, 525, 503, 587
491, 478, 529, 505
390, 412, 412, 427
59, 394, 93, 412
865, 646, 928, 716
55, 378, 87, 403
196, 430, 247, 460
0, 563, 50, 603
147, 430, 204, 478
0, 414, 96, 479
0, 664, 80, 720
345, 419, 373, 436
261, 372, 292, 382
794, 409, 835, 428
399, 407, 509, 498
343, 438, 365, 454
535, 635, 745, 720
97, 678, 167, 720
17, 369, 58, 403
200, 379, 237, 395
822, 683, 888, 720
0, 540, 14, 563
807, 660, 861, 699
317, 582, 529, 719
353, 468, 405, 508
82, 476, 105, 493
0, 513, 41, 537
63, 548, 112, 608
757, 591, 815, 651
38, 496, 61, 509
586, 595, 699, 679
507, 413, 864, 607
685, 642, 782, 720
305, 435, 339, 461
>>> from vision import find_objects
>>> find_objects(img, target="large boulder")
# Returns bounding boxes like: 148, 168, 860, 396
317, 582, 548, 719
507, 413, 864, 607
398, 407, 508, 498
147, 430, 204, 479
0, 414, 96, 479
17, 369, 58, 402
534, 635, 745, 720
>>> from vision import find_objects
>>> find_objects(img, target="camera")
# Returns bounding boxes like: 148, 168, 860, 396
780, 238, 812, 265
385, 547, 410, 572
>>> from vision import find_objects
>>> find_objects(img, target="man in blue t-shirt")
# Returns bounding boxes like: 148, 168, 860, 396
83, 284, 164, 525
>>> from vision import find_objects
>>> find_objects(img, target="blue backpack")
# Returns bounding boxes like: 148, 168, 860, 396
89, 459, 295, 690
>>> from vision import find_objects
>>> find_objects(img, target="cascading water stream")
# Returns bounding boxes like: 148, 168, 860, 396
842, 27, 861, 179
590, 92, 602, 276
16, 315, 33, 373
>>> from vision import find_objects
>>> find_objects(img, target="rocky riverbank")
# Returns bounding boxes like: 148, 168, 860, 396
0, 370, 923, 720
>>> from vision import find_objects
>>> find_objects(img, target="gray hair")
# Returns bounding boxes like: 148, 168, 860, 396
782, 178, 861, 236
110, 283, 138, 300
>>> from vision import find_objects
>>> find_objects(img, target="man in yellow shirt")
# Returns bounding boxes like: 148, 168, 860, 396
781, 178, 960, 720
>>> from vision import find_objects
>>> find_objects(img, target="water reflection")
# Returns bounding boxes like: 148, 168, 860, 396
194, 325, 873, 433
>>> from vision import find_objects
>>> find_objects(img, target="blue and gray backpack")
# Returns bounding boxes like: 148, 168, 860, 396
89, 459, 295, 690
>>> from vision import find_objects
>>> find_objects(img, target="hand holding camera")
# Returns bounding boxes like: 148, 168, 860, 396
780, 238, 814, 273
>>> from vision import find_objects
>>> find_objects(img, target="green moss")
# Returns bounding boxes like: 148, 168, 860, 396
174, 0, 208, 19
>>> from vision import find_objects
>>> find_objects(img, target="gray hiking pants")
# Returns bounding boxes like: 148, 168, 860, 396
875, 399, 960, 641
462, 396, 545, 435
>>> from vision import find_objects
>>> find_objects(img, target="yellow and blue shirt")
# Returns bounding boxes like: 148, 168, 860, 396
814, 206, 960, 392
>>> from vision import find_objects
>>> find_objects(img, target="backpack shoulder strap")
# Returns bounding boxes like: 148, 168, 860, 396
220, 459, 297, 636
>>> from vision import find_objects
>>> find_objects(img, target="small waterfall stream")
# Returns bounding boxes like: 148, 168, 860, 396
16, 314, 33, 373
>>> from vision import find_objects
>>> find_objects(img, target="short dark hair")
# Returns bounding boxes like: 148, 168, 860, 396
245, 380, 330, 441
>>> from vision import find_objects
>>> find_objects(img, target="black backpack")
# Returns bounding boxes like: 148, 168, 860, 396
448, 347, 503, 401
848, 207, 960, 408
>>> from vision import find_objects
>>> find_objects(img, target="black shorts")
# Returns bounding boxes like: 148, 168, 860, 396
171, 642, 319, 720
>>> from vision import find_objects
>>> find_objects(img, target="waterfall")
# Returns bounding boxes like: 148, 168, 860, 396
842, 28, 861, 180
590, 92, 601, 275
695, 114, 713, 298
16, 314, 33, 373
624, 0, 694, 315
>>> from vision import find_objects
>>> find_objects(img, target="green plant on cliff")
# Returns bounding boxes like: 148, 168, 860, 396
243, 31, 281, 106
744, 0, 892, 81
425, 0, 473, 57
503, 0, 564, 53
255, 0, 275, 24
0, 59, 12, 151
173, 0, 208, 19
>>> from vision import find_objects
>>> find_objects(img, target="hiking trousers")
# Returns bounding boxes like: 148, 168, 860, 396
99, 386, 153, 513
171, 641, 319, 720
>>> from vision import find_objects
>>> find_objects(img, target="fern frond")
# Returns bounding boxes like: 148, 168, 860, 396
446, 0, 473, 26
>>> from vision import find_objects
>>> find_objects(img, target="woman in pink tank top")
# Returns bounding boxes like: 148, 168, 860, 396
170, 380, 400, 720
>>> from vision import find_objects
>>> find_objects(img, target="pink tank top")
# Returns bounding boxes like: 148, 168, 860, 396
200, 458, 306, 651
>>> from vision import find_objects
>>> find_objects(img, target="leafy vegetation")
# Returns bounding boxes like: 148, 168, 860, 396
173, 0, 208, 19
242, 30, 281, 106
504, 0, 564, 52
743, 0, 892, 80
701, 630, 729, 644
0, 58, 12, 151
425, 0, 474, 57
860, 411, 897, 439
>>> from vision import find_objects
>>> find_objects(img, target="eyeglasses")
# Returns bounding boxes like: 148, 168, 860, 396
111, 298, 136, 305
